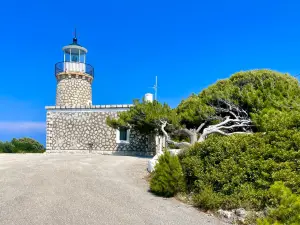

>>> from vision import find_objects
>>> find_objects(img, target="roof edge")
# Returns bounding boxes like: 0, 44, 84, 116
45, 104, 133, 110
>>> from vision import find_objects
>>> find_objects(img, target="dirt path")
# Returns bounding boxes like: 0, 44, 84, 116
0, 154, 226, 225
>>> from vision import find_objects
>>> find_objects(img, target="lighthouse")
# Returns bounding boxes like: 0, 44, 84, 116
46, 33, 157, 155
55, 32, 94, 107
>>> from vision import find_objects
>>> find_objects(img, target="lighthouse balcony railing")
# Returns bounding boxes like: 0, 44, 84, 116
55, 62, 94, 78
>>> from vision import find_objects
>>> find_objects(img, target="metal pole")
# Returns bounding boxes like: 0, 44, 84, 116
79, 49, 80, 63
155, 76, 158, 101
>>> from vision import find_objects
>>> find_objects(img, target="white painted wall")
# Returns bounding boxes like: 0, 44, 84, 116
144, 93, 153, 102
64, 62, 86, 73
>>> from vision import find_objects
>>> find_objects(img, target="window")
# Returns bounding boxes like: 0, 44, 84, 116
116, 128, 130, 144
119, 128, 127, 141
71, 55, 78, 62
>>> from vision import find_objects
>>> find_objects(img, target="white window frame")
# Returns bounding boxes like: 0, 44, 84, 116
116, 128, 130, 144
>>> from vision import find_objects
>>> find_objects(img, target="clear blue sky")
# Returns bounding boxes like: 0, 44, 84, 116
0, 0, 300, 145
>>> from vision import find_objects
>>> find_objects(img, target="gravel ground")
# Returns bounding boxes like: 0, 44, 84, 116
0, 154, 226, 225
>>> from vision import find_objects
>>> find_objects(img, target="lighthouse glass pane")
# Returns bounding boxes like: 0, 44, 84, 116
71, 55, 79, 62
65, 54, 71, 62
79, 54, 85, 63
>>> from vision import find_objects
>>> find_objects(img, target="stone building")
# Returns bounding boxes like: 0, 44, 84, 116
45, 35, 157, 156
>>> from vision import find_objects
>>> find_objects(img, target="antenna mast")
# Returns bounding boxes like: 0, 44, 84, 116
154, 76, 158, 101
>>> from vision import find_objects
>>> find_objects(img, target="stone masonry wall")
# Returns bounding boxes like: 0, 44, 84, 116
56, 75, 92, 107
46, 108, 156, 156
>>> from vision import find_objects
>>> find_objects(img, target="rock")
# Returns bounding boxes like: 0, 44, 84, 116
235, 208, 247, 217
217, 209, 233, 219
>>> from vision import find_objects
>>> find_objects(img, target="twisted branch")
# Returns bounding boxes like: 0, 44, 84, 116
198, 101, 252, 142
160, 120, 191, 149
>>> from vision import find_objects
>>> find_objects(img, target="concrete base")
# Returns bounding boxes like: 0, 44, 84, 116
147, 149, 183, 172
168, 149, 183, 156
147, 153, 161, 173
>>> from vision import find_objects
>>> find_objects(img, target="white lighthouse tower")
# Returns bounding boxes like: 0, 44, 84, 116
55, 32, 94, 107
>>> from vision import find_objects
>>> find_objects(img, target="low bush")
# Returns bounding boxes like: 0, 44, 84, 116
179, 130, 300, 210
150, 151, 185, 197
257, 182, 300, 225
192, 186, 223, 210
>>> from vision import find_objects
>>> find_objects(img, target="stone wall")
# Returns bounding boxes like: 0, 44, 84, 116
56, 75, 92, 107
46, 106, 156, 156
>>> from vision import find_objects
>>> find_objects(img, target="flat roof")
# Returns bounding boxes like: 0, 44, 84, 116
45, 104, 133, 110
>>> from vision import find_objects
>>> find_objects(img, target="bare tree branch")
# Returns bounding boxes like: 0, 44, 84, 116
197, 101, 253, 142
160, 120, 192, 148
175, 128, 195, 136
159, 100, 253, 149
196, 122, 207, 133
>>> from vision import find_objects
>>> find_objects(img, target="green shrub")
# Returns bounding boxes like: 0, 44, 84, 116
0, 138, 45, 153
150, 151, 185, 197
257, 182, 300, 225
192, 186, 223, 210
179, 130, 300, 210
11, 138, 45, 153
0, 141, 14, 153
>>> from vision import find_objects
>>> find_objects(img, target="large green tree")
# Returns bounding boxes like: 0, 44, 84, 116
178, 69, 300, 131
107, 70, 300, 148
107, 100, 179, 134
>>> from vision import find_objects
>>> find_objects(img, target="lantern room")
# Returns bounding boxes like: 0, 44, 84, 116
55, 33, 94, 79
62, 36, 88, 73
63, 37, 87, 62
